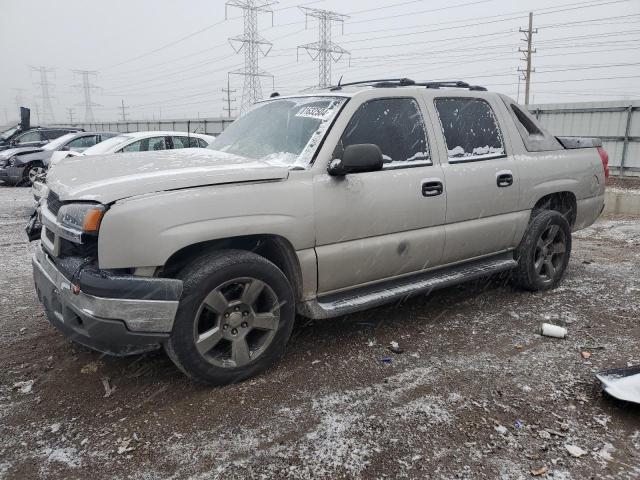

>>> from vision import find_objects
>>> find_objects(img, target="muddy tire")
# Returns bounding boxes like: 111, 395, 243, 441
512, 210, 572, 291
165, 250, 295, 385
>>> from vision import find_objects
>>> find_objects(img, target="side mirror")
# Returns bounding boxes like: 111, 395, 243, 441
328, 144, 384, 176
60, 145, 70, 151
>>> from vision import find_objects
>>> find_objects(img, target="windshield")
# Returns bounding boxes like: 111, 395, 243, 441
82, 134, 135, 155
0, 126, 19, 141
43, 133, 77, 151
208, 96, 347, 167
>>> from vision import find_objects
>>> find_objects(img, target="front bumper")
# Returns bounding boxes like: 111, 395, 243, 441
32, 245, 182, 356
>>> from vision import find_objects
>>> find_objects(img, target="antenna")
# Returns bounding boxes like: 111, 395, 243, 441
297, 7, 350, 88
226, 0, 276, 114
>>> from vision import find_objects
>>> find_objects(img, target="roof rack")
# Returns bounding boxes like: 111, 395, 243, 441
329, 78, 487, 92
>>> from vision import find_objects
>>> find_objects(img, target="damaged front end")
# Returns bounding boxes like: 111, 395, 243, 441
31, 189, 183, 355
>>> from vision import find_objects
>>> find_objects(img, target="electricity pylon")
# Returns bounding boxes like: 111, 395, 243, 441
31, 66, 56, 124
298, 7, 349, 88
72, 70, 101, 123
226, 0, 276, 113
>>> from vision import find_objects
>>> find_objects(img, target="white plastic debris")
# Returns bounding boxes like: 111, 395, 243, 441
596, 366, 640, 404
495, 425, 508, 435
101, 378, 116, 398
540, 323, 567, 339
565, 444, 588, 457
50, 423, 61, 434
12, 380, 34, 394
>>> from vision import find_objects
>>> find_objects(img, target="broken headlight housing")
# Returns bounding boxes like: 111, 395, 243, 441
58, 203, 106, 234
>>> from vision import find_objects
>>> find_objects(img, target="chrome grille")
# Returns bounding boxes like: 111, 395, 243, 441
47, 191, 63, 216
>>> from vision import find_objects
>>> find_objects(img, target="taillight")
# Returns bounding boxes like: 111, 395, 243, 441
597, 146, 609, 181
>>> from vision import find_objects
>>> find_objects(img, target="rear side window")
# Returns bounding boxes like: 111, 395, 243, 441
15, 131, 44, 143
121, 136, 167, 152
171, 136, 200, 149
336, 98, 430, 168
434, 97, 505, 162
197, 138, 209, 148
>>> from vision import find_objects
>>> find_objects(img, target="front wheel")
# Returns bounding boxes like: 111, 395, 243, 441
165, 250, 295, 385
23, 162, 46, 187
512, 210, 572, 291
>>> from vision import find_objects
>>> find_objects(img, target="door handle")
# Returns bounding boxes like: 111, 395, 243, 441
422, 180, 443, 197
496, 171, 514, 188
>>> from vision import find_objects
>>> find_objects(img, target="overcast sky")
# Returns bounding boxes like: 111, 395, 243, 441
1, 0, 639, 124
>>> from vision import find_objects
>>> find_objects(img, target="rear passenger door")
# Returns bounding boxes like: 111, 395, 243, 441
427, 95, 524, 264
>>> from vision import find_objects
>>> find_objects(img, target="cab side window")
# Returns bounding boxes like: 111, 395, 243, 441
336, 98, 430, 168
434, 97, 505, 162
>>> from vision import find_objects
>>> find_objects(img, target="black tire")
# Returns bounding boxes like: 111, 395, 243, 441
512, 210, 572, 291
165, 249, 295, 385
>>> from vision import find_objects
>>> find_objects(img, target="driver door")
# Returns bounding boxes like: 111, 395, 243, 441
313, 95, 447, 294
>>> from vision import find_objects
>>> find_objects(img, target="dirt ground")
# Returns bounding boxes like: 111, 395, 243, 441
0, 182, 639, 480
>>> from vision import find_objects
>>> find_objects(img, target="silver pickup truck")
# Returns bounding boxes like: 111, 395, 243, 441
31, 79, 608, 385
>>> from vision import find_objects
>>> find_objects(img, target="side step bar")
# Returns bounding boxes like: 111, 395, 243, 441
299, 253, 517, 319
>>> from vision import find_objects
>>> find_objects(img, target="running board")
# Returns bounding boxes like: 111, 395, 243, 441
298, 253, 517, 319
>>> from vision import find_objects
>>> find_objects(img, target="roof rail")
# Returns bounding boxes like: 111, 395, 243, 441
329, 78, 487, 92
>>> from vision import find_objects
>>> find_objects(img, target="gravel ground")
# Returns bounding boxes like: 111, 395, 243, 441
0, 183, 639, 480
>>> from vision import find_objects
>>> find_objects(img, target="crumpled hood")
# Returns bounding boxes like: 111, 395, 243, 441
46, 148, 290, 203
0, 146, 43, 159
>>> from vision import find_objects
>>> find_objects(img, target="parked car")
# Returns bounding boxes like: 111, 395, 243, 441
30, 79, 607, 385
0, 131, 117, 186
0, 126, 83, 152
31, 131, 215, 199
49, 131, 215, 165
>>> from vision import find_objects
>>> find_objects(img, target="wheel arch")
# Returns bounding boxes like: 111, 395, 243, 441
161, 234, 304, 301
531, 191, 577, 227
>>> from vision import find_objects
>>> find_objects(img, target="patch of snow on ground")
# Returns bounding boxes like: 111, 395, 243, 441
574, 219, 640, 244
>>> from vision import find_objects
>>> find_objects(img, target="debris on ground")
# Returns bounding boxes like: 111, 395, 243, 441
379, 356, 393, 365
388, 341, 404, 354
80, 361, 101, 374
101, 377, 116, 398
494, 425, 508, 435
581, 351, 592, 359
12, 379, 34, 394
596, 366, 640, 404
540, 323, 567, 339
531, 465, 549, 476
565, 444, 588, 458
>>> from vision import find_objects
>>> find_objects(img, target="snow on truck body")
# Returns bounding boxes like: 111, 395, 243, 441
30, 81, 606, 384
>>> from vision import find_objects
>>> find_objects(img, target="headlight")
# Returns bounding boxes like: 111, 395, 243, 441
7, 156, 17, 166
58, 203, 106, 234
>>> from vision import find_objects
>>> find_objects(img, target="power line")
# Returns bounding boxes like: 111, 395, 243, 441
30, 66, 56, 125
227, 0, 276, 113
72, 70, 100, 123
298, 7, 349, 88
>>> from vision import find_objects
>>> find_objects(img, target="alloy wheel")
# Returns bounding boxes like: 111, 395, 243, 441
533, 224, 567, 283
193, 277, 281, 368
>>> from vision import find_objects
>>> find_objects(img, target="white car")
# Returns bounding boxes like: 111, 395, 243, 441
33, 131, 215, 200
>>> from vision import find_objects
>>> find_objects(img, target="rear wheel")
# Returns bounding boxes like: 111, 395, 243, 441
512, 210, 572, 291
165, 250, 295, 385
